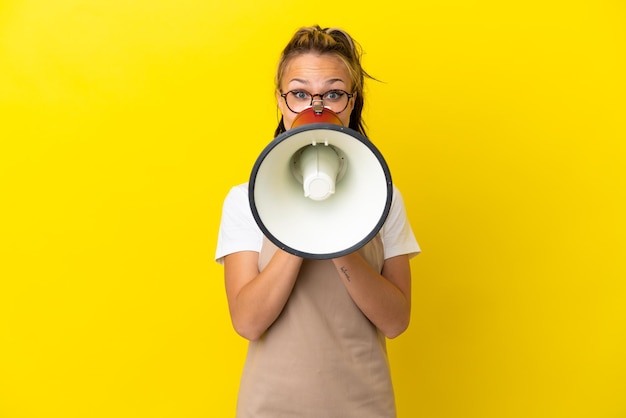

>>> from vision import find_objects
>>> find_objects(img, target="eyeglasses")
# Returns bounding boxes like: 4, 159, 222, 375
280, 89, 354, 114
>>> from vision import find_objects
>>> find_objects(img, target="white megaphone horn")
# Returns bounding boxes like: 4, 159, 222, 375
249, 107, 392, 259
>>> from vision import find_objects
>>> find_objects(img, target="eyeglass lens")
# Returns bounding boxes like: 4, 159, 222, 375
284, 90, 351, 114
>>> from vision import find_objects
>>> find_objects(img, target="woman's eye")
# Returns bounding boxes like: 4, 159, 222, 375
293, 91, 309, 100
325, 90, 343, 101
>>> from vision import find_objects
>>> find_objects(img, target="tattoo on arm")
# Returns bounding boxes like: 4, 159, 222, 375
340, 266, 351, 282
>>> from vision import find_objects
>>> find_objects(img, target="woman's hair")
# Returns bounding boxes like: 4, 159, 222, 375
274, 25, 374, 138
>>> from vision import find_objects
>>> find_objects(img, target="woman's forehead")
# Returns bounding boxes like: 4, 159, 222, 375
282, 53, 351, 88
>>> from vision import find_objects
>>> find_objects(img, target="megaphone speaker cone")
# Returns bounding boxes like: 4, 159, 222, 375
249, 110, 392, 259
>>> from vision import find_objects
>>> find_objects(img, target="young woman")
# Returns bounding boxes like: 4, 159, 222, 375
216, 25, 420, 418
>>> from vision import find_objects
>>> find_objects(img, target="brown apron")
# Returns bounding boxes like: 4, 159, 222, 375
236, 235, 396, 418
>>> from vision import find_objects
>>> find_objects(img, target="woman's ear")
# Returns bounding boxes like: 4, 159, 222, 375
276, 90, 286, 115
349, 91, 357, 113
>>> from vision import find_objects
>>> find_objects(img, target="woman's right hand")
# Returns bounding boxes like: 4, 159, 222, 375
224, 249, 303, 340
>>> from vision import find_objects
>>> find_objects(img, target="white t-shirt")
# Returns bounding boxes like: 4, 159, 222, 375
215, 182, 420, 264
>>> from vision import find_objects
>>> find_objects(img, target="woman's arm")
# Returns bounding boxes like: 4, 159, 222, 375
224, 250, 303, 341
331, 253, 411, 339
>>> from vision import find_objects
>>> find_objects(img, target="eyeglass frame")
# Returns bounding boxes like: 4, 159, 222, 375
280, 89, 355, 114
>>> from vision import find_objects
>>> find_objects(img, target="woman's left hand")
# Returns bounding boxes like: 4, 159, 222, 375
331, 253, 411, 338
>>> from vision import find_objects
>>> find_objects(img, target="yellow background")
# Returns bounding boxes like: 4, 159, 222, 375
1, 1, 625, 417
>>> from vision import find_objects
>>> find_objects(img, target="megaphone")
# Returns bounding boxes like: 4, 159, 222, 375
249, 107, 392, 259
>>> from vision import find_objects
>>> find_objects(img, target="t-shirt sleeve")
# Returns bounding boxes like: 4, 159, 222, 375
381, 185, 421, 260
215, 183, 263, 265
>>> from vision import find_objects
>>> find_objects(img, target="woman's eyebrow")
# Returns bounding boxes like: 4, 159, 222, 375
287, 78, 347, 87
288, 78, 309, 85
325, 78, 346, 85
